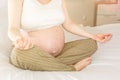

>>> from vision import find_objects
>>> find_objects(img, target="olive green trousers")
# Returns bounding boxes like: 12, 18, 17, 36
10, 38, 97, 71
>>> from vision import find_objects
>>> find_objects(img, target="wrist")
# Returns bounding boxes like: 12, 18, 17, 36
11, 35, 22, 42
89, 34, 95, 40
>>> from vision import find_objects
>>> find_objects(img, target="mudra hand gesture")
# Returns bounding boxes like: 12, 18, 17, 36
13, 36, 33, 50
93, 34, 112, 43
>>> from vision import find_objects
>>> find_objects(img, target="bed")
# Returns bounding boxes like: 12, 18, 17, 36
1, 5, 120, 80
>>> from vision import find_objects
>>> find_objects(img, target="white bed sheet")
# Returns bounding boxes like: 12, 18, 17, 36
0, 23, 120, 80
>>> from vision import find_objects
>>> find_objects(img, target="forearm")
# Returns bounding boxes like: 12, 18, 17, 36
8, 0, 24, 41
63, 23, 94, 39
8, 27, 22, 41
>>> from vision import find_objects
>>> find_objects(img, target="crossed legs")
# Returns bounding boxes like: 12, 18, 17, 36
10, 38, 97, 71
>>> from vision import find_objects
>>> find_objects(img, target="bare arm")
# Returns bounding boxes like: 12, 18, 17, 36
8, 0, 23, 41
61, 0, 112, 42
8, 0, 33, 49
61, 0, 94, 39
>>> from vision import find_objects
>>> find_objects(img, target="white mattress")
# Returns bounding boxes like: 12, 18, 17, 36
0, 23, 120, 80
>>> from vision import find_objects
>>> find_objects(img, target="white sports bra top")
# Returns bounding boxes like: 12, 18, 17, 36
21, 0, 65, 31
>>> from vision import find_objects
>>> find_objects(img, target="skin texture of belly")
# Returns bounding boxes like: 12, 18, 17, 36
26, 26, 65, 56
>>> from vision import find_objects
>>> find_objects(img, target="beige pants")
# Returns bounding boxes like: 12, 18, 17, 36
10, 38, 97, 71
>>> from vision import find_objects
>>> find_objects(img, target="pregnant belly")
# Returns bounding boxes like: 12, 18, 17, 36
25, 26, 65, 56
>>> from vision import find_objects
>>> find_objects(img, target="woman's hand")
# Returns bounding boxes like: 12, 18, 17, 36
13, 36, 34, 50
93, 34, 112, 43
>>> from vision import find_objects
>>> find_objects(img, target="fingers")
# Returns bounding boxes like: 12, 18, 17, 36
103, 34, 112, 41
14, 37, 24, 49
101, 34, 112, 43
104, 33, 112, 36
23, 38, 34, 50
95, 33, 112, 43
104, 34, 112, 42
14, 37, 34, 50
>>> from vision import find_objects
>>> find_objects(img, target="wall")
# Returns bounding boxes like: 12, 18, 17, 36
0, 0, 96, 27
0, 0, 8, 28
0, 0, 12, 50
0, 0, 7, 7
65, 0, 96, 26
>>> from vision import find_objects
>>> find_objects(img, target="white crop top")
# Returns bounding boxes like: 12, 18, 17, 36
21, 0, 65, 31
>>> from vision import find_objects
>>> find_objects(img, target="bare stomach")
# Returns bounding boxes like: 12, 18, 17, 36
22, 26, 65, 56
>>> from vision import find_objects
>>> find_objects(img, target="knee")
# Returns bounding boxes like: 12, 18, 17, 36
89, 39, 98, 55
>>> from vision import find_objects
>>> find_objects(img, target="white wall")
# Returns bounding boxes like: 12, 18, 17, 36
0, 0, 96, 26
0, 0, 7, 7
0, 0, 8, 24
0, 0, 11, 50
65, 0, 96, 26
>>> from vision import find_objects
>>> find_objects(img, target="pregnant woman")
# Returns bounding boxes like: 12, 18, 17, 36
8, 0, 112, 71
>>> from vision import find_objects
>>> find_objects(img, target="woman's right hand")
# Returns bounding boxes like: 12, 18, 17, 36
13, 36, 34, 50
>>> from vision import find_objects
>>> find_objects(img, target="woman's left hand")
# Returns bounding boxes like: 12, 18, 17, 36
93, 33, 112, 43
